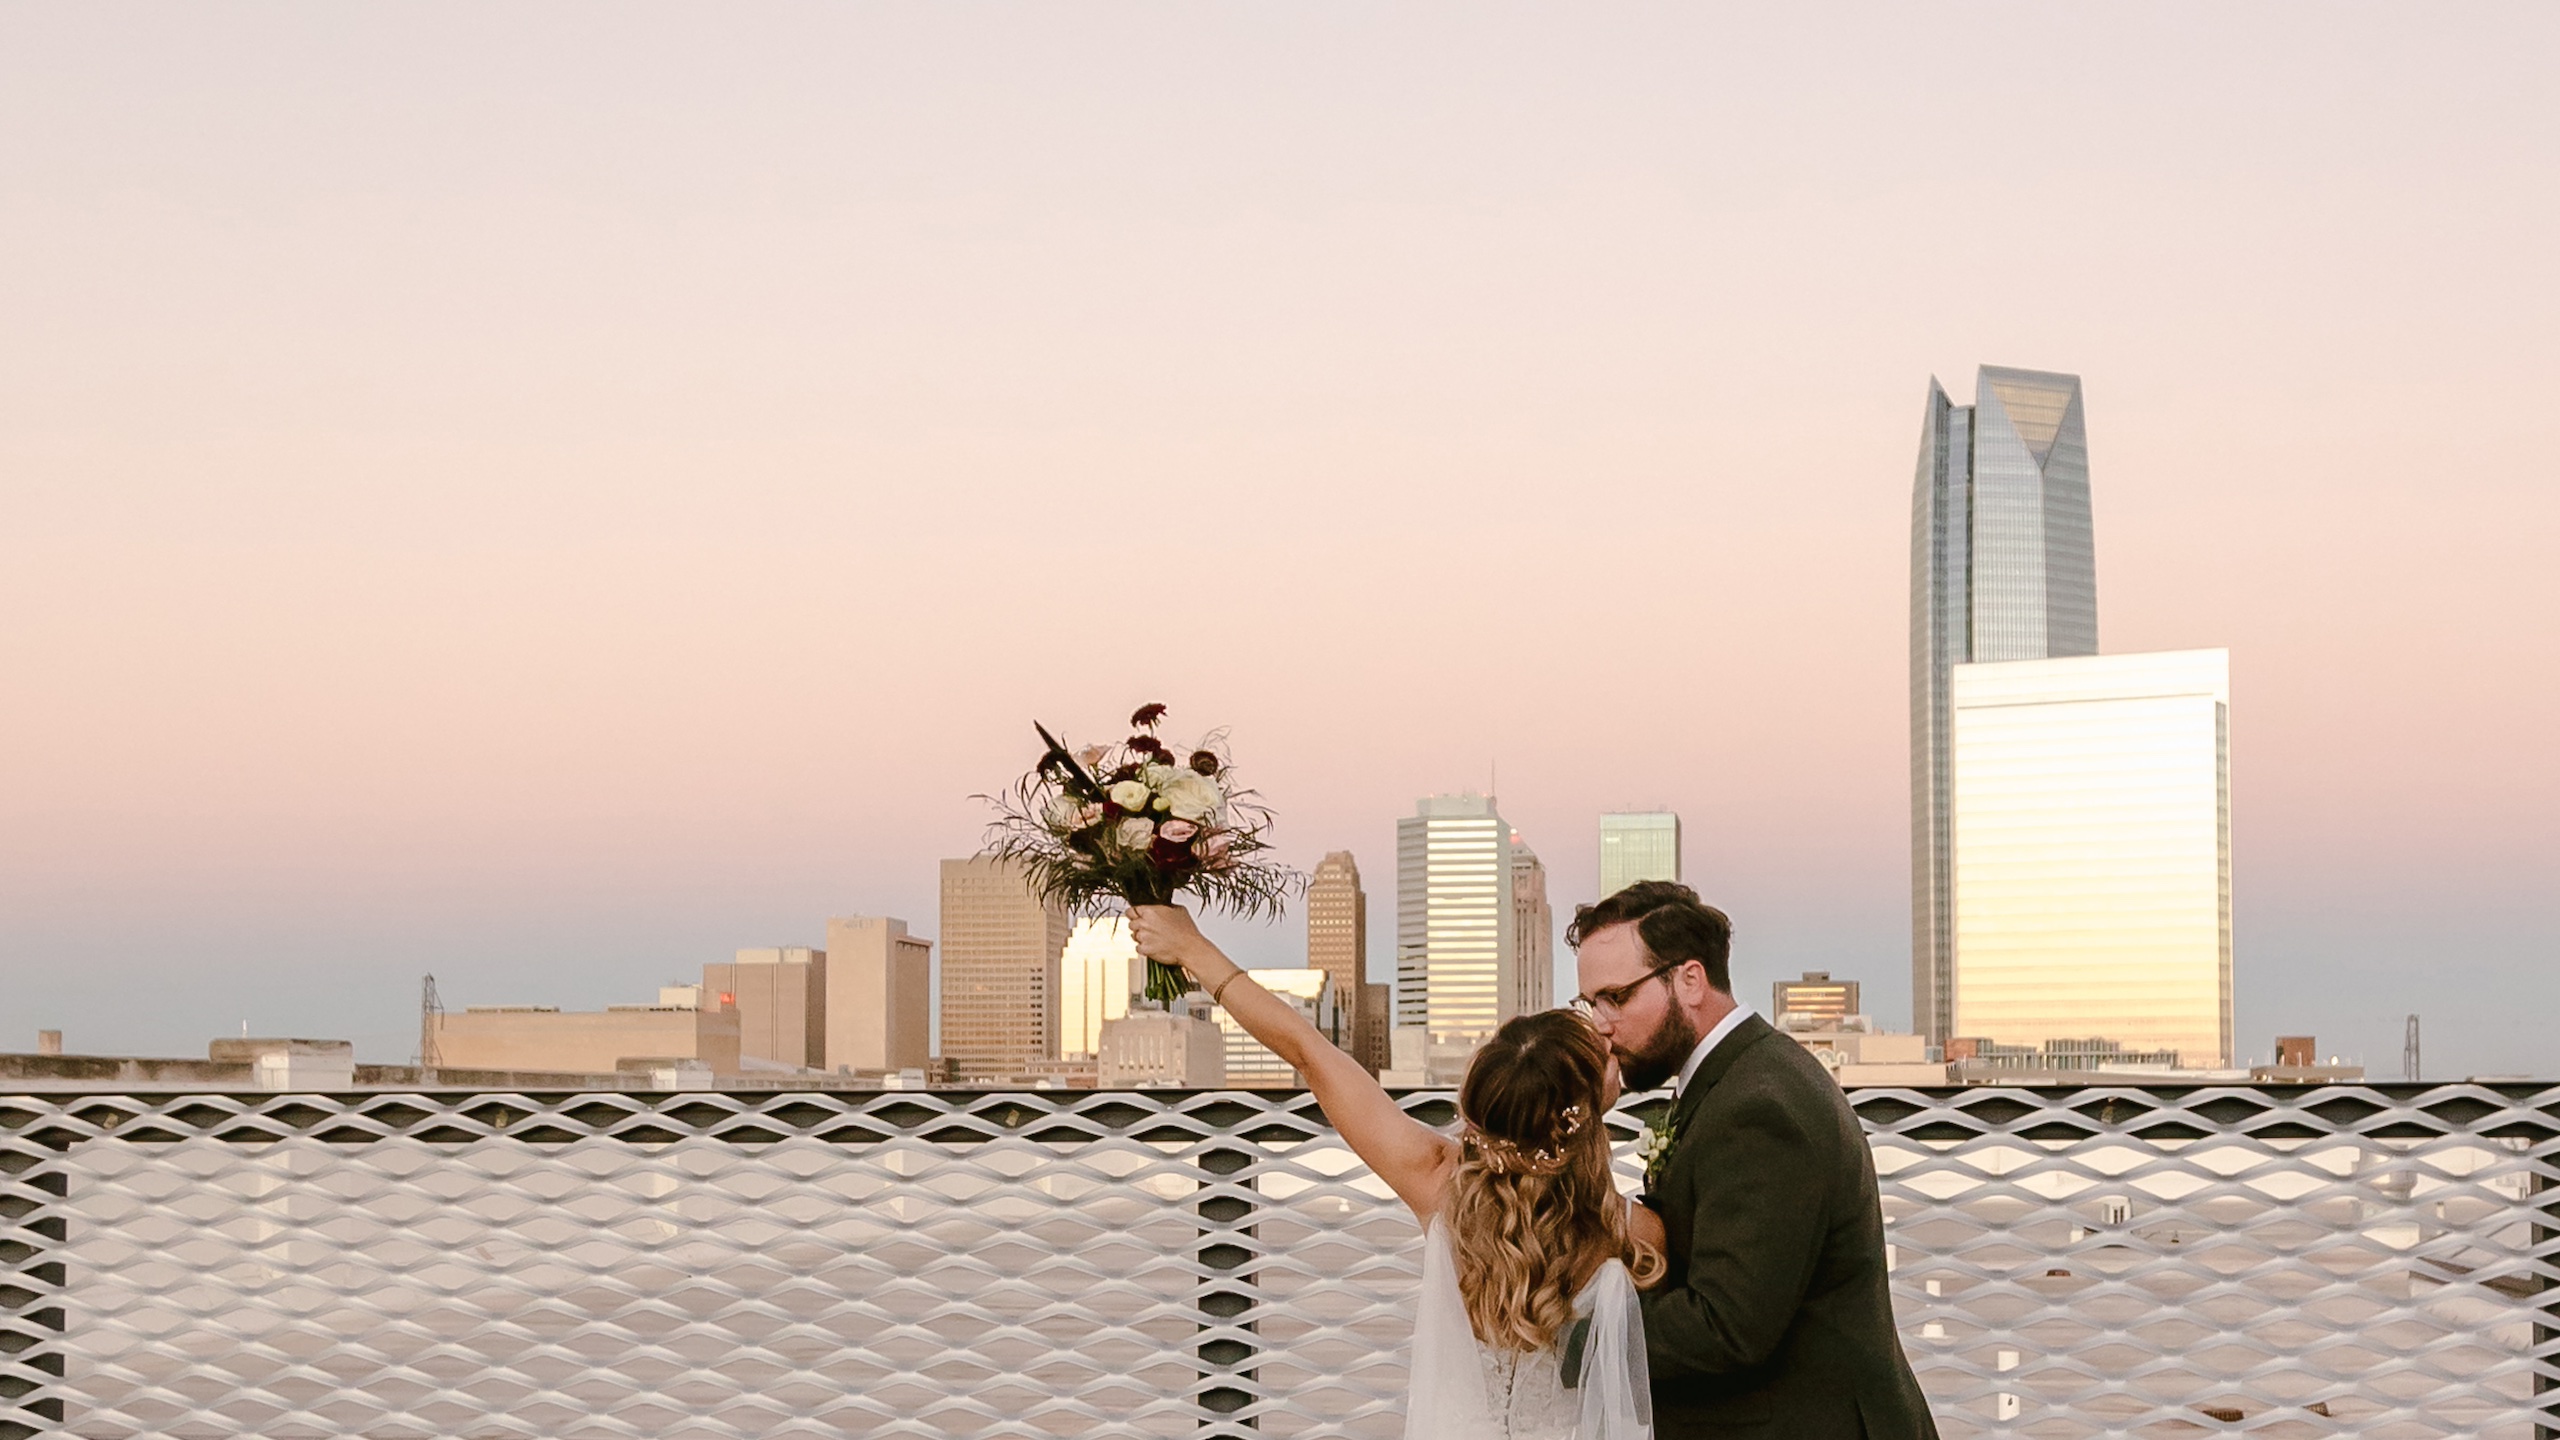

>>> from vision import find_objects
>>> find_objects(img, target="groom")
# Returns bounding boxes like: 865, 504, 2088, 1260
1570, 882, 1938, 1439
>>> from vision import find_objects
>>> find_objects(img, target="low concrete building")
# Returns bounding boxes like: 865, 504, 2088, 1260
2250, 1035, 2364, 1083
702, 947, 824, 1069
1378, 1025, 1486, 1088
434, 1002, 743, 1077
1024, 1055, 1100, 1089
1946, 1035, 2183, 1083
1099, 1007, 1224, 1088
1380, 1026, 1431, 1088
207, 1037, 357, 1091
1775, 1012, 1949, 1088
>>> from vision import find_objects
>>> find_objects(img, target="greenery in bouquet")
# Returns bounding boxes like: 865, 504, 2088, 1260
982, 703, 1301, 1004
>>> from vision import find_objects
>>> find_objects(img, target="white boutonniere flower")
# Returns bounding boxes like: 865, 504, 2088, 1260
1638, 1108, 1683, 1191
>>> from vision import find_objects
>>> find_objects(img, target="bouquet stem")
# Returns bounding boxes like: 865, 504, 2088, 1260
1142, 958, 1191, 1006
1125, 879, 1193, 1006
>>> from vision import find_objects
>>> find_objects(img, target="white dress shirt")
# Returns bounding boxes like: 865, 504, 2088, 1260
1672, 1003, 1757, 1098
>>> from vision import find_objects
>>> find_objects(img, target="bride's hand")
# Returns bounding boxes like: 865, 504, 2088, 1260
1128, 904, 1210, 969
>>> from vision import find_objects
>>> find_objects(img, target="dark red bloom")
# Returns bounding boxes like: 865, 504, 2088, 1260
1130, 702, 1168, 729
1188, 750, 1219, 776
1109, 764, 1140, 783
1128, 734, 1167, 758
1150, 836, 1199, 870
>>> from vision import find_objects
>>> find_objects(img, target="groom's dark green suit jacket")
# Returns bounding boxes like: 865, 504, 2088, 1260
1640, 1013, 1939, 1439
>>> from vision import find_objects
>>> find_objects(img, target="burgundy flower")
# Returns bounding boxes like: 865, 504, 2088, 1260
1150, 835, 1198, 870
1130, 702, 1168, 730
1128, 734, 1167, 758
1188, 750, 1219, 776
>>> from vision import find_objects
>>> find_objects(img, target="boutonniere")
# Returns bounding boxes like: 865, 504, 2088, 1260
1638, 1106, 1684, 1192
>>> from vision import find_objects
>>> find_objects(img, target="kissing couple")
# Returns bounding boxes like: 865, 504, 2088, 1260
1131, 881, 1940, 1440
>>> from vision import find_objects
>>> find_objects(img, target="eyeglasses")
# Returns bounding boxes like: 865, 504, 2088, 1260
1570, 959, 1689, 1020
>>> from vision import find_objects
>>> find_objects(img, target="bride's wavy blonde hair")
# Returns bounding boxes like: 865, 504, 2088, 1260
1445, 1010, 1666, 1353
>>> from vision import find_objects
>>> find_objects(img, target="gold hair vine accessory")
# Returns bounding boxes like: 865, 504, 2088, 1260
1463, 1125, 1572, 1177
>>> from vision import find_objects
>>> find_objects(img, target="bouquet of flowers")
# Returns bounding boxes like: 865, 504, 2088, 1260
982, 703, 1301, 1004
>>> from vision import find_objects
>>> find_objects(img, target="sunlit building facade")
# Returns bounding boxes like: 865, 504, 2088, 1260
1948, 649, 2232, 1067
1212, 968, 1335, 1086
1396, 793, 1515, 1081
938, 856, 1073, 1082
1058, 916, 1139, 1059
1306, 852, 1384, 1073
1772, 971, 1859, 1026
1597, 811, 1682, 897
1911, 365, 2098, 1045
821, 917, 932, 1075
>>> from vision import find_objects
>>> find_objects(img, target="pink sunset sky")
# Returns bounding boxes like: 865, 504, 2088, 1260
4, 5, 2554, 1075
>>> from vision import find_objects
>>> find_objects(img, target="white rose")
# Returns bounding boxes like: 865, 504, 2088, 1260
1045, 794, 1086, 830
1160, 773, 1224, 823
1141, 763, 1179, 789
1107, 780, 1151, 811
1116, 816, 1156, 850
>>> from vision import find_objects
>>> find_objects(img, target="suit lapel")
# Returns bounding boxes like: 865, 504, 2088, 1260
1671, 1012, 1774, 1130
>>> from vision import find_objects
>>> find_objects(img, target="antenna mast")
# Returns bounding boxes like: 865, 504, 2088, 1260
419, 974, 444, 1071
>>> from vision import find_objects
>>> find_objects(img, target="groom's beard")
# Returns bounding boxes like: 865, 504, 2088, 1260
1614, 1005, 1702, 1093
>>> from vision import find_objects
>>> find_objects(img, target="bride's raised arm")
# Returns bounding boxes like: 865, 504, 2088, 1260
1130, 904, 1459, 1222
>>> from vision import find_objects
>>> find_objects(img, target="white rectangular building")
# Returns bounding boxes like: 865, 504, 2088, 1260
1396, 793, 1515, 1083
1949, 649, 2232, 1066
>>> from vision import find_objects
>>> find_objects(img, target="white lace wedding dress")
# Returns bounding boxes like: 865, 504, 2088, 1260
1404, 1219, 1652, 1440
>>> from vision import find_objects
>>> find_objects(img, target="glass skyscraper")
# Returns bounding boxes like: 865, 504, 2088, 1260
1948, 650, 2232, 1066
1597, 811, 1681, 897
1910, 366, 2097, 1045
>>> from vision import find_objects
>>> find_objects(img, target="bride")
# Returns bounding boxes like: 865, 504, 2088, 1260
1132, 904, 1667, 1440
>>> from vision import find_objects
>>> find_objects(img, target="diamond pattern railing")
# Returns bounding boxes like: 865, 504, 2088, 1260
0, 1082, 2552, 1438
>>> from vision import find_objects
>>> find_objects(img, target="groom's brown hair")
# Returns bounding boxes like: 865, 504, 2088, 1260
1565, 880, 1734, 993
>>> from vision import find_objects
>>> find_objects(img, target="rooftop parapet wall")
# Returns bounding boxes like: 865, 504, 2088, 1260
1, 1082, 2553, 1437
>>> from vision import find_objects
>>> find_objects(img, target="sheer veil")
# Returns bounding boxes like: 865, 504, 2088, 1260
1571, 1249, 1652, 1440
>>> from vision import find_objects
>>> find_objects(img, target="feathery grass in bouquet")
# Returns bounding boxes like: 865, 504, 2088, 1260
982, 703, 1302, 1005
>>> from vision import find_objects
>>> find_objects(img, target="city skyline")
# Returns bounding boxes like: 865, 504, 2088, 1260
5, 6, 2552, 1079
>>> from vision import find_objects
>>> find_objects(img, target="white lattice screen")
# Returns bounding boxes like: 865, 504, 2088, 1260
2, 1083, 2553, 1437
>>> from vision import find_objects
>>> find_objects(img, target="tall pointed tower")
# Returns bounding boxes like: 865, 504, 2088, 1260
1910, 365, 2097, 1045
